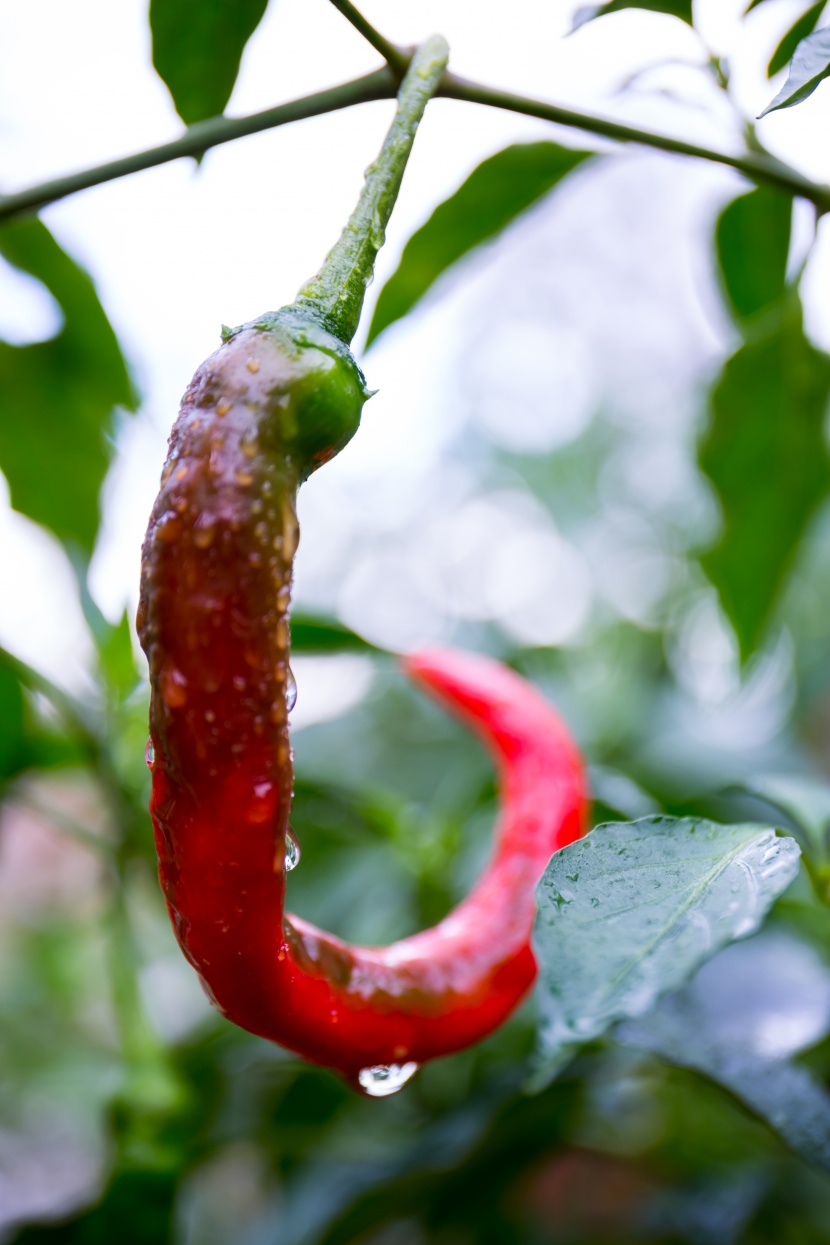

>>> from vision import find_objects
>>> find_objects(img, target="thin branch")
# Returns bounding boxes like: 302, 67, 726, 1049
326, 0, 410, 76
2, 66, 830, 224
439, 73, 830, 212
0, 69, 397, 223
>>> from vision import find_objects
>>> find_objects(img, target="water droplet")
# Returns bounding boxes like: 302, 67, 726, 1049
240, 429, 258, 458
145, 738, 155, 767
215, 398, 231, 417
357, 1062, 420, 1098
235, 469, 254, 487
285, 825, 301, 871
285, 666, 297, 712
246, 357, 260, 374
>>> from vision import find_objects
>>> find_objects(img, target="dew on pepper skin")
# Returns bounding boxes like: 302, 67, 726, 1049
216, 398, 231, 417
246, 357, 260, 373
160, 668, 188, 708
357, 1062, 419, 1097
145, 739, 155, 767
193, 515, 216, 548
247, 781, 276, 824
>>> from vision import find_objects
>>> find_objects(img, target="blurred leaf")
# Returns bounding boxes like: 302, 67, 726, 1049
700, 311, 830, 660
290, 612, 379, 654
365, 143, 593, 347
760, 25, 830, 115
533, 817, 801, 1081
150, 0, 269, 126
768, 1, 827, 77
619, 931, 830, 1171
572, 0, 693, 29
10, 1170, 177, 1243
715, 187, 792, 324
0, 651, 81, 787
0, 218, 136, 557
736, 774, 830, 862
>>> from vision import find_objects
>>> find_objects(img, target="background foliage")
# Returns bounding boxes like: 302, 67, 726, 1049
5, 0, 830, 1241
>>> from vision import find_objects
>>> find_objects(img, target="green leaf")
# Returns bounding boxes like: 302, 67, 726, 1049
150, 0, 269, 126
715, 187, 791, 324
619, 931, 830, 1171
768, 1, 827, 77
0, 652, 81, 788
760, 25, 830, 115
0, 218, 136, 557
700, 312, 830, 660
365, 143, 593, 347
572, 0, 693, 30
290, 613, 379, 655
532, 816, 800, 1079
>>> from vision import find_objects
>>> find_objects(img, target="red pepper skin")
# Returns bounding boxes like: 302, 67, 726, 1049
138, 321, 587, 1082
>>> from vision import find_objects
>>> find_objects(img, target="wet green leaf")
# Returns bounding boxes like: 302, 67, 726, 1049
365, 143, 592, 347
700, 311, 830, 660
0, 218, 136, 558
150, 0, 269, 126
533, 817, 800, 1080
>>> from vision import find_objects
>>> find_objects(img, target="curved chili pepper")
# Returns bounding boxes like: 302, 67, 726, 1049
137, 36, 587, 1087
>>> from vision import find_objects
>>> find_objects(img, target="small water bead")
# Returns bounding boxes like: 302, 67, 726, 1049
145, 739, 155, 767
285, 666, 297, 713
357, 1062, 420, 1098
285, 826, 301, 871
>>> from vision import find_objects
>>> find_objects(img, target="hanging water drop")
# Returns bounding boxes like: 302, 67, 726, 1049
285, 665, 297, 713
145, 738, 155, 767
285, 825, 301, 871
357, 1061, 419, 1097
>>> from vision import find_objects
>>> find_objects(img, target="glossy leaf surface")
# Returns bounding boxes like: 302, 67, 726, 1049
760, 25, 830, 115
533, 817, 800, 1074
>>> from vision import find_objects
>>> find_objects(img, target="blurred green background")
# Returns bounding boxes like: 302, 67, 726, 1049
5, 0, 830, 1240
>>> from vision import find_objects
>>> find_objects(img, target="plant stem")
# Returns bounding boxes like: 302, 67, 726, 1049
0, 70, 397, 223
326, 0, 410, 76
439, 73, 830, 212
294, 35, 449, 344
3, 64, 830, 225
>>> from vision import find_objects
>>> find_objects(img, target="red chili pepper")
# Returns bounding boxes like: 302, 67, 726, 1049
141, 624, 586, 1084
136, 38, 587, 1089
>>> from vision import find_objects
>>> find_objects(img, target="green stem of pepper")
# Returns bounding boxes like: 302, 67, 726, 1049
294, 34, 449, 345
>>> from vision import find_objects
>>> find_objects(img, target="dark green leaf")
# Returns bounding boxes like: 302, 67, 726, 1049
619, 931, 830, 1171
290, 613, 379, 654
760, 25, 830, 115
700, 312, 830, 660
150, 0, 269, 126
0, 650, 82, 787
10, 1170, 177, 1243
0, 218, 136, 557
715, 187, 791, 324
572, 0, 693, 30
365, 143, 593, 347
768, 1, 827, 77
533, 817, 800, 1079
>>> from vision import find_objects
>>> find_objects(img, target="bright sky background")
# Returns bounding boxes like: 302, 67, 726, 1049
1, 0, 830, 714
